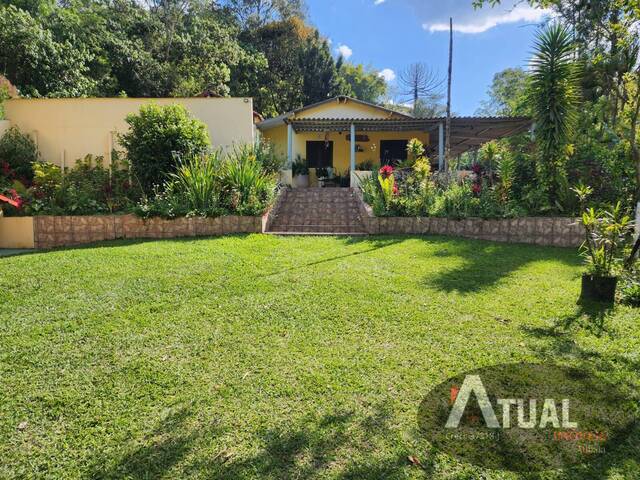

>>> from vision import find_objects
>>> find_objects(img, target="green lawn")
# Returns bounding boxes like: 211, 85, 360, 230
1, 235, 638, 479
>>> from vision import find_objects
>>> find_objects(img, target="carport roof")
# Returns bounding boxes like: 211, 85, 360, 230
271, 116, 531, 156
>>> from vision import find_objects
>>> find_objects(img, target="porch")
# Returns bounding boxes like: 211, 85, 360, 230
276, 116, 531, 188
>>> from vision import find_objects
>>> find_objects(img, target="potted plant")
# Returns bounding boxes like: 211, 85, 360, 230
579, 202, 634, 303
292, 155, 309, 188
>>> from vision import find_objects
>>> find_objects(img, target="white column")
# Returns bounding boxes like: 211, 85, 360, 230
350, 123, 356, 172
287, 123, 294, 168
438, 122, 444, 171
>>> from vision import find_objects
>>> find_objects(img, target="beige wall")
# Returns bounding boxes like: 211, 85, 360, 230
0, 120, 10, 138
4, 97, 255, 167
0, 217, 34, 248
262, 124, 430, 173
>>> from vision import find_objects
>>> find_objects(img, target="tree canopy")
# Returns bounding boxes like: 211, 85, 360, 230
0, 0, 390, 116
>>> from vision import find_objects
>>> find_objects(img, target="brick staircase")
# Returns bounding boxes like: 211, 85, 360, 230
267, 188, 367, 235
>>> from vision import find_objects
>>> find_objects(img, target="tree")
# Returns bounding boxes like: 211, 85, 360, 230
232, 17, 345, 116
337, 62, 387, 104
300, 30, 347, 105
476, 68, 529, 116
219, 0, 305, 28
529, 23, 581, 209
0, 4, 96, 97
413, 97, 446, 117
397, 63, 443, 116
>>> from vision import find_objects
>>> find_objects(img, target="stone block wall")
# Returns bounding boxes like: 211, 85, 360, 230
353, 188, 583, 247
33, 214, 264, 249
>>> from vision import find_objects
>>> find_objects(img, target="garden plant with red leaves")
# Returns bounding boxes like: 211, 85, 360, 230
379, 165, 394, 178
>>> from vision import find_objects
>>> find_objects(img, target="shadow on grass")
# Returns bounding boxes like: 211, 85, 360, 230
90, 402, 434, 480
519, 301, 640, 479
257, 236, 406, 278
421, 239, 579, 294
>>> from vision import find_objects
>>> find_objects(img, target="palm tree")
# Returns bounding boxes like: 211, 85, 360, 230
528, 23, 581, 209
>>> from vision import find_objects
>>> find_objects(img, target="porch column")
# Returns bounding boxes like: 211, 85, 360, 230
438, 122, 444, 171
350, 123, 356, 171
287, 123, 294, 168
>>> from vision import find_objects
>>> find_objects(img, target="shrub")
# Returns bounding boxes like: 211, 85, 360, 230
133, 187, 192, 219
120, 104, 211, 193
28, 155, 139, 215
619, 269, 640, 306
220, 147, 277, 216
167, 152, 221, 215
356, 160, 375, 171
250, 141, 285, 175
0, 85, 8, 120
580, 202, 634, 276
292, 156, 308, 177
0, 126, 39, 185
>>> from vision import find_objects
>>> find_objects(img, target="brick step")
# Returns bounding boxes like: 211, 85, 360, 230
266, 187, 367, 235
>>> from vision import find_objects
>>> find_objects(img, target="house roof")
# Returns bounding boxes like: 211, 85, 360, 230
257, 95, 412, 130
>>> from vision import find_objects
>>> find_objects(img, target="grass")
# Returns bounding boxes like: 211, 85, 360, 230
0, 234, 638, 479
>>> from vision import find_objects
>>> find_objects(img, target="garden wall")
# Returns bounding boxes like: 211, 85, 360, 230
354, 190, 584, 247
0, 214, 264, 249
4, 97, 255, 167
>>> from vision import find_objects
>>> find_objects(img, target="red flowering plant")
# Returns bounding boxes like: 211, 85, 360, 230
377, 165, 396, 210
470, 163, 483, 197
379, 165, 394, 179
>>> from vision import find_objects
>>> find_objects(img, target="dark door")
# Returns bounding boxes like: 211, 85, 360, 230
306, 141, 333, 168
380, 140, 408, 167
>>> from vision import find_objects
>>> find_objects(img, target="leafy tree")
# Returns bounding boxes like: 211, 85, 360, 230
337, 62, 387, 104
529, 23, 581, 209
476, 68, 529, 116
219, 0, 305, 28
0, 4, 96, 96
300, 30, 347, 105
120, 104, 211, 193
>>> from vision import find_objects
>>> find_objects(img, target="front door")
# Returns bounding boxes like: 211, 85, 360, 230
306, 141, 334, 169
380, 140, 409, 167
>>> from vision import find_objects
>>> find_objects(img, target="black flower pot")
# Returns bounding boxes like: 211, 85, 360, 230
581, 274, 618, 303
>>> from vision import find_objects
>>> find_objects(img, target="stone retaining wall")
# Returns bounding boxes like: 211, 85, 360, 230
33, 214, 264, 249
354, 189, 583, 247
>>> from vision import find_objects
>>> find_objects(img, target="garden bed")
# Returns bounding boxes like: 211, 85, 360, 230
355, 189, 584, 247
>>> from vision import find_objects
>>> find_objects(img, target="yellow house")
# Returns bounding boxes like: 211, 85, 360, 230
257, 95, 531, 187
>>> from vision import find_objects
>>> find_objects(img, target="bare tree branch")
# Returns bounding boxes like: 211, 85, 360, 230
397, 63, 443, 115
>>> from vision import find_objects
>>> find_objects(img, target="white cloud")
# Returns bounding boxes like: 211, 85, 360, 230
374, 0, 385, 5
402, 1, 550, 35
336, 44, 353, 59
378, 68, 396, 82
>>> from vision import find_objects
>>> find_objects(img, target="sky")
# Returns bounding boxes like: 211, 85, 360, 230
305, 0, 551, 116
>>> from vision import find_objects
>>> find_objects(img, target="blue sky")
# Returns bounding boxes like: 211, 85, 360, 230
305, 0, 550, 115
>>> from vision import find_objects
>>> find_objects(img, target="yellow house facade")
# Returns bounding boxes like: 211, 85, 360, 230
257, 96, 437, 187
257, 96, 532, 188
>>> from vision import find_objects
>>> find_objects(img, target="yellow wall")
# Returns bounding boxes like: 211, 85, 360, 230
0, 217, 34, 248
262, 124, 430, 173
4, 97, 255, 167
296, 99, 405, 120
